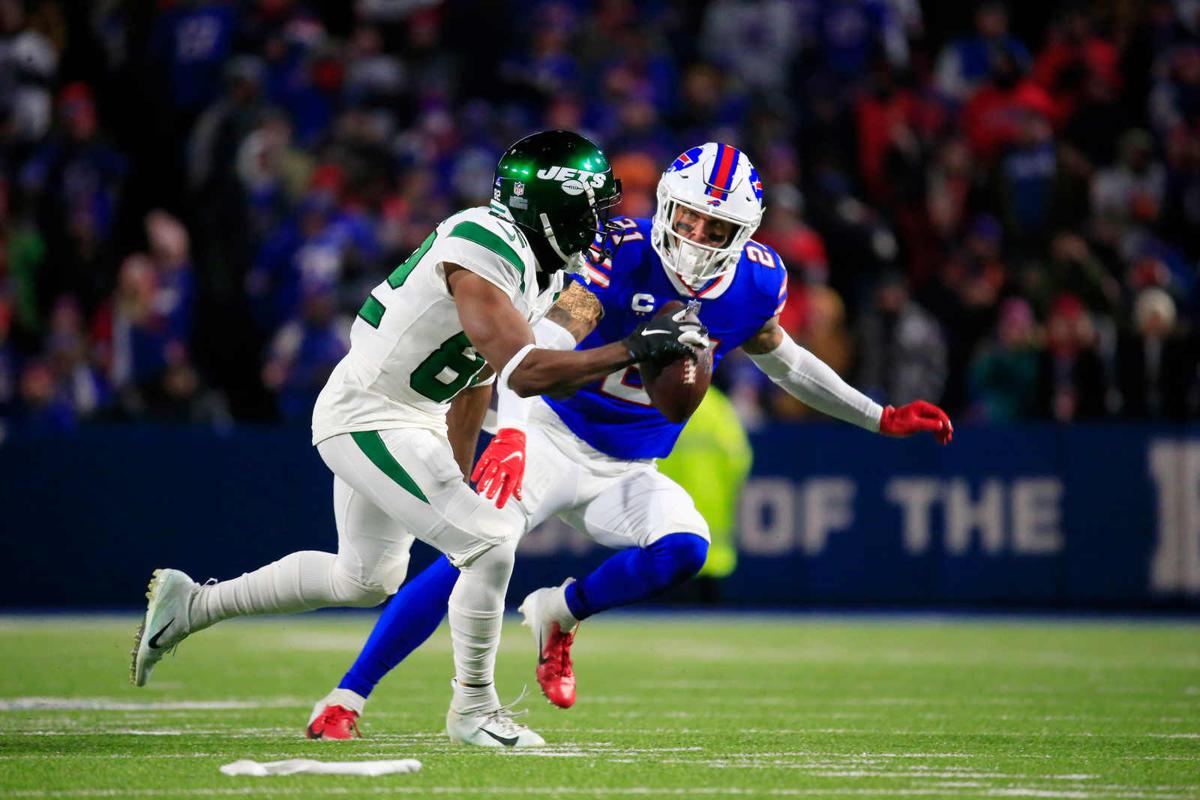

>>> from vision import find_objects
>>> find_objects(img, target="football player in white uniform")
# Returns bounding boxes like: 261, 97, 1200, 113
130, 130, 708, 748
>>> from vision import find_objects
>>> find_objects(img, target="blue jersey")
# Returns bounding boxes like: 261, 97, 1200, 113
544, 217, 788, 460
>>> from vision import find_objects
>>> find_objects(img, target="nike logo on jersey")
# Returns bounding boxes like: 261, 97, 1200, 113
481, 728, 520, 747
147, 618, 175, 650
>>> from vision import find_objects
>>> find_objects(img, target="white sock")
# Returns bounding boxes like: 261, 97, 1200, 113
447, 605, 502, 715
188, 551, 382, 632
324, 687, 367, 715
547, 580, 580, 631
447, 541, 516, 715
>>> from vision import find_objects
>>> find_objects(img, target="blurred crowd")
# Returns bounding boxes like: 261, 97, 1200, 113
1, 0, 1198, 435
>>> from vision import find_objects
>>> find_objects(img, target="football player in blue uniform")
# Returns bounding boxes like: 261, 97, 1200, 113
305, 142, 953, 741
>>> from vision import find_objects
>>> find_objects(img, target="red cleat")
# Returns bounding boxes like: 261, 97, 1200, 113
305, 704, 361, 740
535, 622, 577, 709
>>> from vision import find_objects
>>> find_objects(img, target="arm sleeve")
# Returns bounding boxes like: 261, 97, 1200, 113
494, 318, 578, 429
747, 330, 884, 432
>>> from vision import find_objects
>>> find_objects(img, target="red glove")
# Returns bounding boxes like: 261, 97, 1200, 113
471, 428, 527, 509
879, 401, 954, 445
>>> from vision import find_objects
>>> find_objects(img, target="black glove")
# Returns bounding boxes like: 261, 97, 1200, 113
623, 306, 711, 366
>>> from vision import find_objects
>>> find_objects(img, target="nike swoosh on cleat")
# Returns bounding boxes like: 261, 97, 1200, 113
481, 728, 519, 747
147, 618, 175, 650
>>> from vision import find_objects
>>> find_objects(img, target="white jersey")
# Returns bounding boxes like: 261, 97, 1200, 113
312, 202, 564, 443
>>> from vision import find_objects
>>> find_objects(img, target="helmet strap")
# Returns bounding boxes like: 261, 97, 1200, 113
538, 212, 584, 274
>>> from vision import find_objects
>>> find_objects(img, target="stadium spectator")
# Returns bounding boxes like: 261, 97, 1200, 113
18, 82, 125, 311
1116, 287, 1198, 420
1030, 7, 1121, 125
1038, 293, 1107, 421
18, 357, 75, 431
922, 214, 1009, 410
968, 296, 1041, 422
0, 0, 62, 147
147, 0, 238, 115
962, 50, 1058, 163
1091, 129, 1168, 236
0, 177, 45, 344
699, 0, 800, 98
995, 112, 1058, 248
92, 254, 171, 418
145, 210, 195, 346
43, 295, 105, 422
261, 284, 348, 423
806, 0, 911, 85
1023, 231, 1120, 319
857, 272, 948, 406
934, 1, 1031, 103
925, 136, 976, 255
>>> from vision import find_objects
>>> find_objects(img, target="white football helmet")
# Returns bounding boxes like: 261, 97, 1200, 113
651, 143, 765, 288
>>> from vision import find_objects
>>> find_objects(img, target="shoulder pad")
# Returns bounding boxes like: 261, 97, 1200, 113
743, 239, 788, 315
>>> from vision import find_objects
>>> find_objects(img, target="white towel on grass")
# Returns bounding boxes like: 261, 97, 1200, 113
220, 758, 421, 777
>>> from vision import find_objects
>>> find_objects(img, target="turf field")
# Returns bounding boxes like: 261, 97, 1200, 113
0, 614, 1197, 799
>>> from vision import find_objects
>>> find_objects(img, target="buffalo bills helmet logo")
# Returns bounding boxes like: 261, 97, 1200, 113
668, 146, 704, 173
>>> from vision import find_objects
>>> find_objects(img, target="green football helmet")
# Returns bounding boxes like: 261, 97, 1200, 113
493, 130, 623, 270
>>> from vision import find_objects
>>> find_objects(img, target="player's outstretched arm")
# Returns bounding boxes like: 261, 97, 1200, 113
471, 283, 604, 508
741, 316, 952, 444
447, 266, 700, 399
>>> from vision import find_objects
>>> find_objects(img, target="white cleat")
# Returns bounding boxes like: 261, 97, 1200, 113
130, 568, 198, 687
446, 706, 546, 748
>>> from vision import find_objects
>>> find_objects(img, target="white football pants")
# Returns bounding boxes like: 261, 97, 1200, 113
516, 399, 710, 546
187, 427, 524, 712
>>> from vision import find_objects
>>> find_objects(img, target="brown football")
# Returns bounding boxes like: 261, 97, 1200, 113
640, 300, 713, 423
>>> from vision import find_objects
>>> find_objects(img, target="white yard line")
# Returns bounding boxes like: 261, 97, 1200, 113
0, 698, 303, 712
4, 786, 1196, 799
562, 727, 1200, 740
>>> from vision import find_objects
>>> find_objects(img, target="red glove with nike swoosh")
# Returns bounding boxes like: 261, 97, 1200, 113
880, 401, 954, 445
471, 428, 527, 509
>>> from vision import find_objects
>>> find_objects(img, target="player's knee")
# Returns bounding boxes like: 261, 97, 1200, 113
649, 532, 709, 585
458, 537, 518, 585
330, 564, 390, 608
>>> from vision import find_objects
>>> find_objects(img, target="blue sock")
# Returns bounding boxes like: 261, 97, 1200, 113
564, 533, 708, 620
338, 555, 457, 699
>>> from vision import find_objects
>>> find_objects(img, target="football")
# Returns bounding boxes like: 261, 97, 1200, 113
641, 300, 713, 423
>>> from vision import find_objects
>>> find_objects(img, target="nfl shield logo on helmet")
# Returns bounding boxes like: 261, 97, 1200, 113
514, 182, 525, 196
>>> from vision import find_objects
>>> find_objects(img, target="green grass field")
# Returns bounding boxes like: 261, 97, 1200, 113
0, 614, 1197, 799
